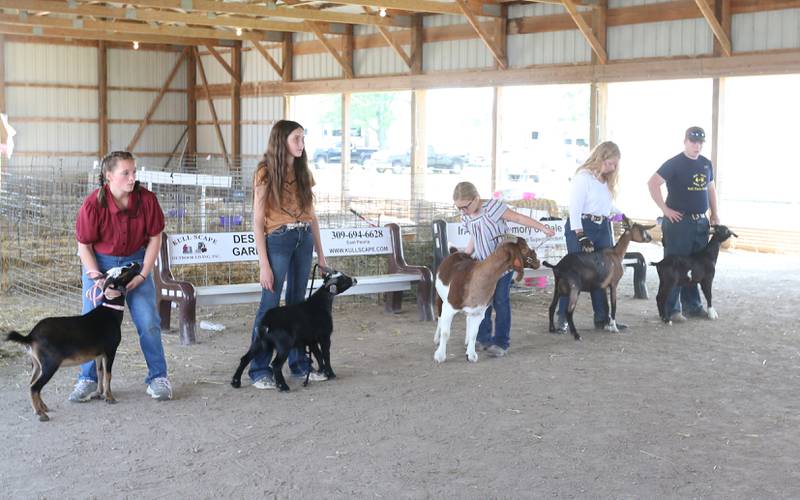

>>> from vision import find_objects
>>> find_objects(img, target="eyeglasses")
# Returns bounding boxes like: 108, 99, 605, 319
456, 198, 475, 212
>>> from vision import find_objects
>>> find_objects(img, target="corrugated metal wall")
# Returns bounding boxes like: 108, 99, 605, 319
4, 42, 98, 166
424, 15, 494, 72
197, 97, 231, 156
242, 96, 284, 157
242, 41, 283, 82
293, 31, 343, 80
733, 9, 800, 52
354, 25, 410, 76
508, 3, 592, 66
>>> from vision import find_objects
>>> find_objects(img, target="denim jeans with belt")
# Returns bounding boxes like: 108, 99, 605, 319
661, 216, 709, 316
476, 271, 514, 349
78, 248, 168, 385
248, 225, 314, 382
558, 218, 614, 325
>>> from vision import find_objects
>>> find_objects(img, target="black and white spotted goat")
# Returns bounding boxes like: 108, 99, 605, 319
231, 268, 356, 392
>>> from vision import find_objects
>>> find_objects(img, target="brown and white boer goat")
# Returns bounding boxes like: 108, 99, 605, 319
544, 218, 655, 340
433, 236, 539, 363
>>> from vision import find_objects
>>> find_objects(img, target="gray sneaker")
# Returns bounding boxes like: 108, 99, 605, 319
669, 312, 688, 323
252, 376, 276, 389
474, 341, 490, 351
146, 377, 172, 400
68, 379, 98, 402
486, 345, 507, 358
291, 371, 328, 382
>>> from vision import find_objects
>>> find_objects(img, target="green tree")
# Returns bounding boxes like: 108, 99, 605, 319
351, 93, 396, 149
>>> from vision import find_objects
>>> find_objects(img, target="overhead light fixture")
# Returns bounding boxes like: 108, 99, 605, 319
236, 27, 243, 36
133, 40, 139, 50
379, 8, 387, 17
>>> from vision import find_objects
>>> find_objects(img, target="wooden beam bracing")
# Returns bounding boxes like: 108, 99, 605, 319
305, 21, 354, 79
127, 50, 187, 151
363, 6, 412, 69
194, 47, 230, 169
697, 0, 732, 56
205, 45, 241, 84
252, 41, 284, 78
455, 0, 507, 70
561, 0, 608, 64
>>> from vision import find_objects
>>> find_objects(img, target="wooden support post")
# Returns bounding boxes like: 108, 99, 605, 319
0, 35, 7, 147
341, 92, 351, 208
494, 5, 508, 71
231, 41, 242, 176
711, 0, 731, 196
589, 81, 607, 149
411, 89, 426, 202
491, 86, 501, 194
283, 32, 293, 82
186, 46, 197, 170
410, 14, 423, 75
343, 25, 354, 79
98, 41, 107, 157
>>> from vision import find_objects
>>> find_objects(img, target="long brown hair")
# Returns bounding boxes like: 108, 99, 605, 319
97, 150, 139, 208
575, 141, 620, 199
254, 120, 313, 214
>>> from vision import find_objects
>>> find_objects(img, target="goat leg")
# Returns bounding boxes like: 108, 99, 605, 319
271, 351, 291, 392
701, 279, 717, 319
548, 286, 560, 333
320, 338, 336, 379
605, 286, 620, 333
464, 314, 482, 363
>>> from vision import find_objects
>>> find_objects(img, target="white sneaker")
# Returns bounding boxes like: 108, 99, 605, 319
146, 377, 173, 400
68, 379, 98, 402
252, 376, 276, 389
306, 371, 328, 382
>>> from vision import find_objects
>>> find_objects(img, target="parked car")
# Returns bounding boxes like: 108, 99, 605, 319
366, 146, 467, 174
313, 145, 378, 169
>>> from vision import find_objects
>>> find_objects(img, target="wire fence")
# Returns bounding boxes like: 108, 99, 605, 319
0, 157, 457, 316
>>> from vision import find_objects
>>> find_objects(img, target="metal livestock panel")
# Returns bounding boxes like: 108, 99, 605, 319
107, 90, 186, 121
197, 124, 232, 155
6, 87, 98, 118
108, 124, 185, 153
242, 41, 284, 83
198, 50, 233, 85
12, 122, 98, 153
608, 18, 713, 59
508, 31, 592, 67
732, 9, 800, 52
108, 49, 187, 89
5, 42, 97, 84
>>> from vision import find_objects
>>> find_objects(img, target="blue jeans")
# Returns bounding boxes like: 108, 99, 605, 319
248, 226, 314, 382
662, 216, 709, 316
558, 218, 613, 325
78, 249, 168, 385
476, 271, 513, 349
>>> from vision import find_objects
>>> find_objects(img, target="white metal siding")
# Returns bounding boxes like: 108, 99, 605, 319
5, 42, 97, 84
197, 124, 232, 154
108, 49, 186, 89
508, 31, 592, 67
609, 0, 674, 7
423, 15, 493, 72
13, 123, 98, 153
6, 87, 98, 118
294, 52, 344, 80
242, 41, 284, 82
108, 124, 184, 153
198, 51, 234, 85
108, 91, 186, 121
197, 98, 232, 122
733, 9, 800, 52
608, 18, 713, 59
242, 96, 283, 156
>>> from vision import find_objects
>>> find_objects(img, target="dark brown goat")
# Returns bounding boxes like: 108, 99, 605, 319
544, 218, 655, 340
433, 237, 539, 363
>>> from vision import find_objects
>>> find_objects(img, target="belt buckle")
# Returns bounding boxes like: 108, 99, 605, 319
691, 213, 706, 221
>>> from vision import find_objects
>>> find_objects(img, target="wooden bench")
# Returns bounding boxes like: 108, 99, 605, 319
432, 216, 649, 300
154, 223, 434, 345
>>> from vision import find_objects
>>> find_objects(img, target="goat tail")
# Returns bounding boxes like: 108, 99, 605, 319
5, 331, 31, 345
541, 261, 556, 268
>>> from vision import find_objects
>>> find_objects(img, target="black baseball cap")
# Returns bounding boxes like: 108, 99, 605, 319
685, 126, 706, 143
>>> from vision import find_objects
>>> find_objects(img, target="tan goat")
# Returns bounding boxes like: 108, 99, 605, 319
433, 237, 539, 363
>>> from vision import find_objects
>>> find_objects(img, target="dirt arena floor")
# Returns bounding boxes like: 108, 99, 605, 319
1, 242, 799, 499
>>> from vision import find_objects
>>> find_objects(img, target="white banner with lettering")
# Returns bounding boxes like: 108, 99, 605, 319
168, 227, 392, 265
445, 219, 568, 258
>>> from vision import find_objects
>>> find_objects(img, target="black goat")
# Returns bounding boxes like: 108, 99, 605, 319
4, 262, 142, 421
231, 270, 356, 392
545, 218, 655, 340
651, 224, 738, 324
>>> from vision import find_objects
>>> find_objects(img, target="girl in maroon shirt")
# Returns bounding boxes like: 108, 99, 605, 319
69, 151, 172, 402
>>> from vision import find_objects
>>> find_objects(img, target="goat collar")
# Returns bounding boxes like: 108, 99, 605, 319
102, 303, 125, 311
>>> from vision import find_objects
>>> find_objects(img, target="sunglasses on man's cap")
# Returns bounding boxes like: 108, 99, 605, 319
686, 128, 705, 142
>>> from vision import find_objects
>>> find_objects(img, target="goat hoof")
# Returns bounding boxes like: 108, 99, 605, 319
466, 352, 478, 363
573, 335, 581, 341
326, 372, 336, 379
105, 397, 117, 404
708, 308, 718, 320
231, 379, 241, 389
434, 352, 446, 363
38, 413, 50, 422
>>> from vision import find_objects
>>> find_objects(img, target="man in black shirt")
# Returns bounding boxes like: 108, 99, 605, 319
647, 126, 720, 323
